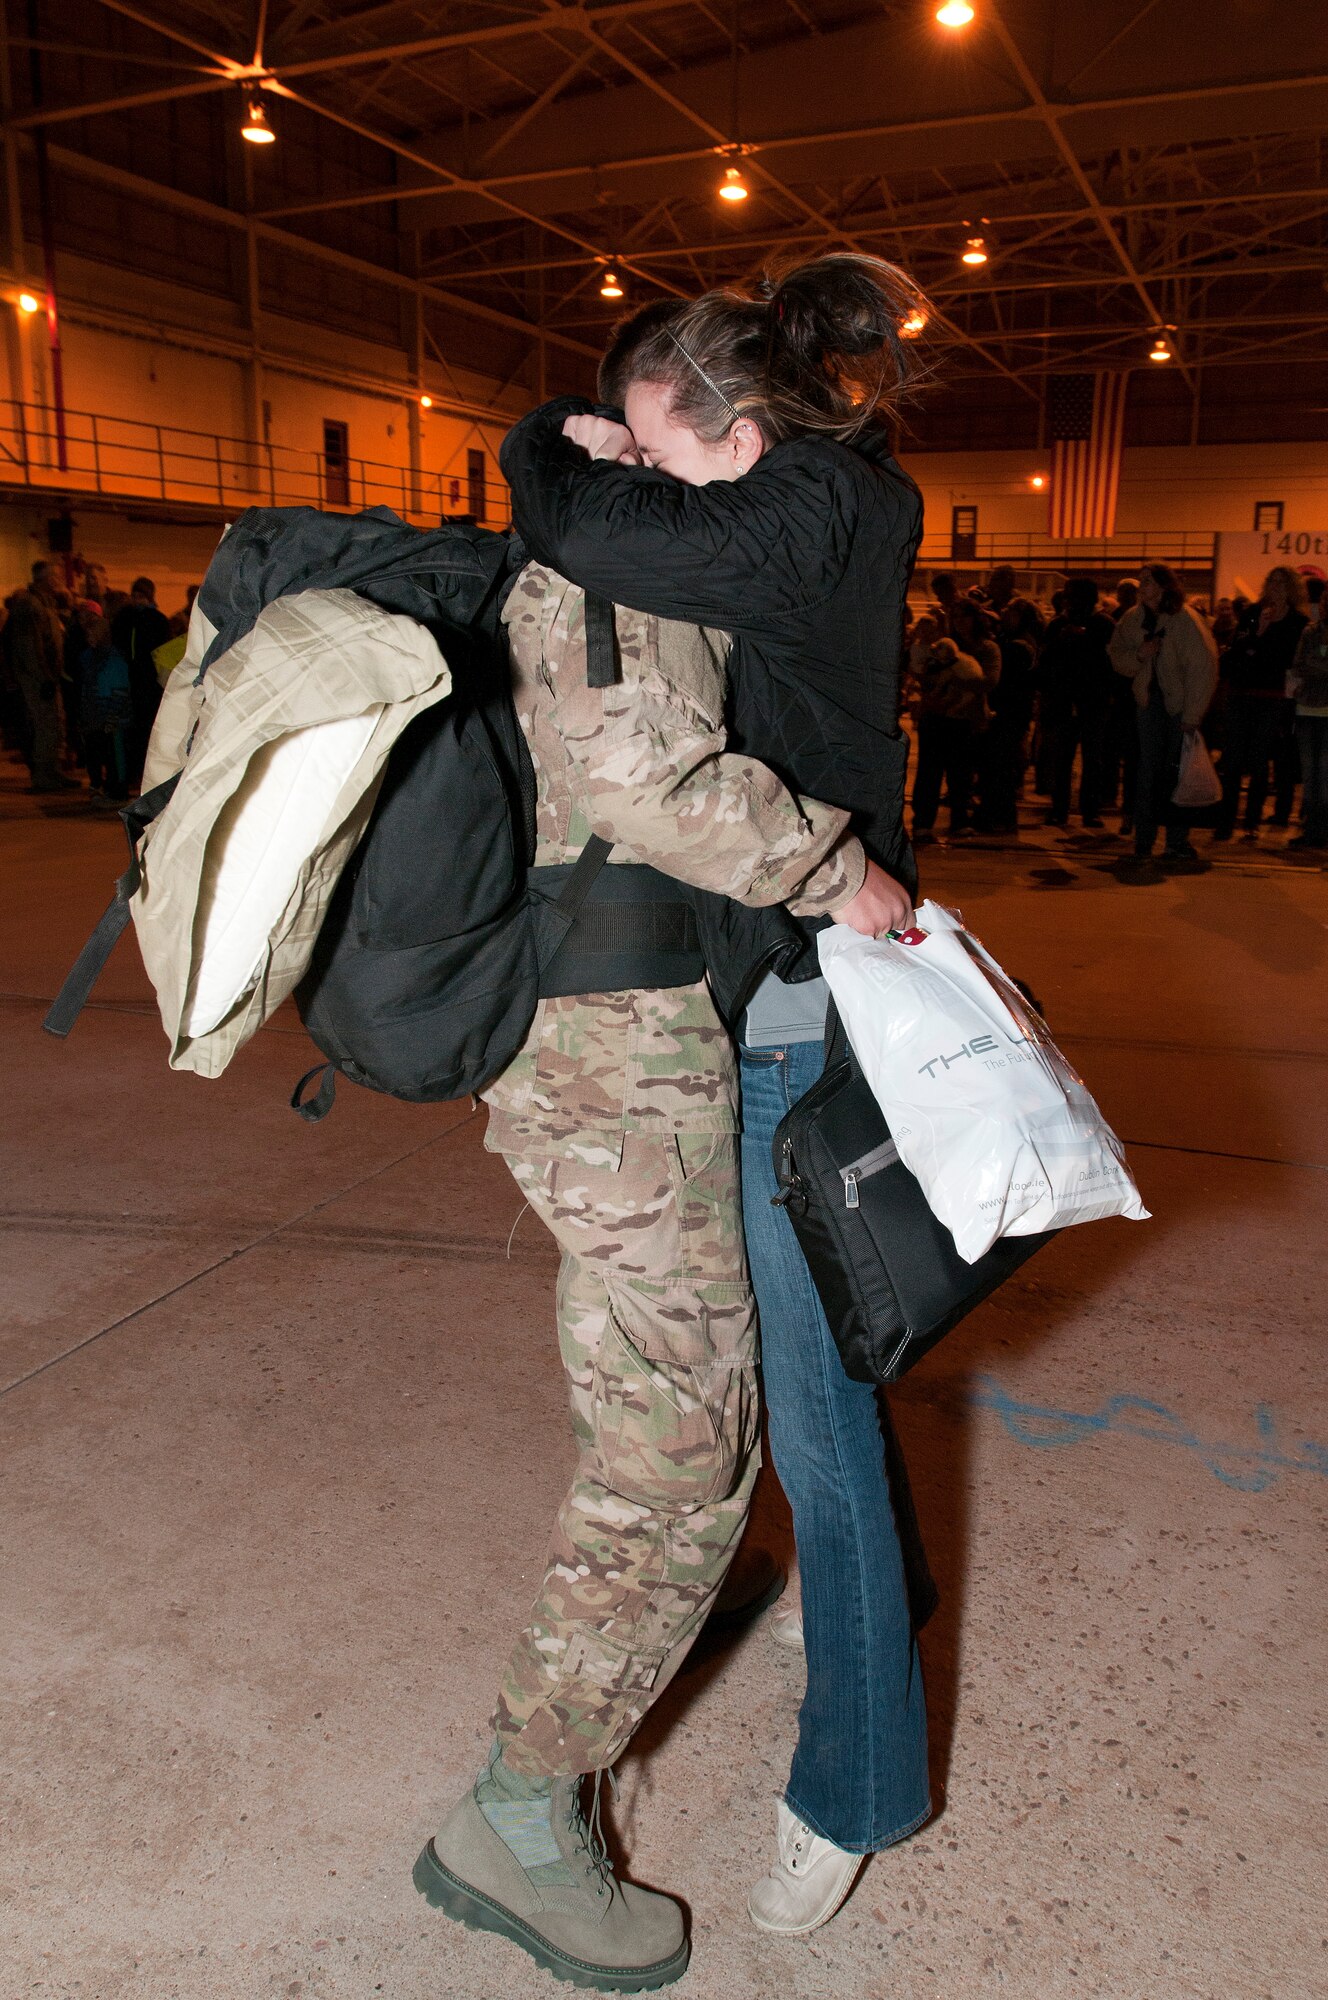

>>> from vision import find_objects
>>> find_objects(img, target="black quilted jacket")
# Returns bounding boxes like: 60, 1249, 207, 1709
501, 396, 923, 1018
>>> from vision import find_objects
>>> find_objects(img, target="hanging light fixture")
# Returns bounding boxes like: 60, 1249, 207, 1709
600, 267, 624, 299
241, 94, 275, 145
17, 291, 39, 315
961, 235, 988, 266
936, 1, 975, 25
419, 394, 433, 410
719, 165, 749, 203
899, 309, 927, 338
1149, 331, 1172, 362
1030, 473, 1046, 490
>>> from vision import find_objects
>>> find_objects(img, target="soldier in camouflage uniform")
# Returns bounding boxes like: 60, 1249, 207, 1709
415, 564, 868, 1990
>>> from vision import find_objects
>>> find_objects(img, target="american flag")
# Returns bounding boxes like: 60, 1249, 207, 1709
1048, 372, 1129, 539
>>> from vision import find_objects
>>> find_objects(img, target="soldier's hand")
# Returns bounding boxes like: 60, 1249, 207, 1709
834, 860, 913, 939
563, 414, 641, 464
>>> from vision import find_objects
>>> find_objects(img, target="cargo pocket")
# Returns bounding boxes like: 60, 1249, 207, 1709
532, 993, 632, 1127
593, 1277, 758, 1513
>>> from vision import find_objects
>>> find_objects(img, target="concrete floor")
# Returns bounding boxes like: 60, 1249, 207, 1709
3, 749, 1325, 2000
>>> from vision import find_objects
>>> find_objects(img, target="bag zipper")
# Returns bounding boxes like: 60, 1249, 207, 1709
841, 1137, 899, 1210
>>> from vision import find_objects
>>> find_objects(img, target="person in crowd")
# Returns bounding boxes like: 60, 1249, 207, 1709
75, 610, 132, 802
498, 255, 934, 1950
2, 586, 72, 792
29, 560, 77, 769
985, 563, 1017, 615
951, 595, 1001, 695
912, 633, 989, 842
974, 595, 1040, 834
1030, 588, 1069, 797
986, 563, 1046, 643
1103, 580, 1142, 828
1111, 577, 1139, 623
1213, 565, 1308, 842
1109, 563, 1218, 873
929, 568, 958, 633
1037, 577, 1115, 829
906, 608, 939, 682
170, 583, 199, 638
1287, 577, 1328, 850
0, 594, 21, 752
111, 575, 170, 788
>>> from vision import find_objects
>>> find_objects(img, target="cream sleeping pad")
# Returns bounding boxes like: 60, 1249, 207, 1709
132, 587, 451, 1077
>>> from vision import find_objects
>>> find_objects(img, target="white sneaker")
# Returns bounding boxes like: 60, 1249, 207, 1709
768, 1575, 804, 1651
747, 1800, 866, 1935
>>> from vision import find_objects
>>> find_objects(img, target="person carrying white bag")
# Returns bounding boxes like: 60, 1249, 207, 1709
819, 900, 1149, 1263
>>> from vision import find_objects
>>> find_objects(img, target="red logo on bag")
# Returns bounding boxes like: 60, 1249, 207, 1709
893, 927, 928, 946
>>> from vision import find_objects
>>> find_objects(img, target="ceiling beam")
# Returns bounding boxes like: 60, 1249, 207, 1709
37, 138, 602, 361
429, 183, 1328, 279
86, 0, 236, 67
985, 1, 1196, 388
268, 79, 689, 301
249, 71, 1328, 224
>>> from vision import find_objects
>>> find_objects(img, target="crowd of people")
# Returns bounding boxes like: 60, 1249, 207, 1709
0, 559, 195, 801
905, 559, 1328, 868
6, 546, 1324, 869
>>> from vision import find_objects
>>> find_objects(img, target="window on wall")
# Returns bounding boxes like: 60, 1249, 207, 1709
1253, 501, 1284, 532
467, 448, 487, 523
323, 419, 350, 507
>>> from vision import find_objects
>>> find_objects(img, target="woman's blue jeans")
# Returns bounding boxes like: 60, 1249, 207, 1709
740, 1039, 931, 1853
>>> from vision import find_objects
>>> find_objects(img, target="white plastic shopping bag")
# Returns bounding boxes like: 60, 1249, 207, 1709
1171, 728, 1222, 809
818, 901, 1149, 1261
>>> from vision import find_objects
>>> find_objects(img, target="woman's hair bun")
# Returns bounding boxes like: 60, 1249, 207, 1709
596, 251, 931, 446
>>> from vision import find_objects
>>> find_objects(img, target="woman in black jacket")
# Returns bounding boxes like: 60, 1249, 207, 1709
501, 256, 934, 1937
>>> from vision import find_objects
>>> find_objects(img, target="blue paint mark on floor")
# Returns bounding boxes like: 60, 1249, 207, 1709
971, 1377, 1328, 1493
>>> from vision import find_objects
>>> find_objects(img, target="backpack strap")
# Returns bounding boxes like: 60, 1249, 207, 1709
42, 772, 181, 1039
290, 1062, 338, 1123
550, 831, 614, 921
823, 994, 850, 1073
584, 592, 620, 688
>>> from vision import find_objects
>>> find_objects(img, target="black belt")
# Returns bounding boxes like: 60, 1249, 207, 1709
530, 837, 705, 996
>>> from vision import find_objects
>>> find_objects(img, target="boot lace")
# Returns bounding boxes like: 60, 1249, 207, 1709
568, 1767, 619, 1901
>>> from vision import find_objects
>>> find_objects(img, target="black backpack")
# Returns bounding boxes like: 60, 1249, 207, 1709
44, 509, 705, 1119
289, 598, 705, 1119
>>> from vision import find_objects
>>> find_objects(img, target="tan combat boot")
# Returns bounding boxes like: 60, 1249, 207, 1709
415, 1745, 688, 1992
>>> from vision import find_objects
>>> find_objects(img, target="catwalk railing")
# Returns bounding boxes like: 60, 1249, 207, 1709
915, 529, 1217, 577
0, 401, 1218, 575
0, 400, 510, 528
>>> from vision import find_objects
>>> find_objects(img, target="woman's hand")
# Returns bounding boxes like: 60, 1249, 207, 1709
834, 860, 913, 939
562, 413, 641, 464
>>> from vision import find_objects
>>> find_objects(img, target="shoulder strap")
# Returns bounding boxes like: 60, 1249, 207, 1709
823, 994, 849, 1073
584, 591, 620, 689
42, 772, 181, 1039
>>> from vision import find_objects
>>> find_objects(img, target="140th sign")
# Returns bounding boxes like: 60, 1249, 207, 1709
1215, 528, 1328, 601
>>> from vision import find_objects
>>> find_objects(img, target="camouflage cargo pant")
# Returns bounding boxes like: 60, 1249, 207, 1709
494, 1130, 759, 1777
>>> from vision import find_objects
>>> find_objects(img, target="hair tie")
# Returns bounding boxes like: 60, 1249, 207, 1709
776, 301, 785, 321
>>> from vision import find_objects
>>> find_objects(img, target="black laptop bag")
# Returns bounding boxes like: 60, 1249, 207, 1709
771, 1008, 1057, 1385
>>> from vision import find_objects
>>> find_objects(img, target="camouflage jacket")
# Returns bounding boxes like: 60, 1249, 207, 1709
483, 564, 863, 1160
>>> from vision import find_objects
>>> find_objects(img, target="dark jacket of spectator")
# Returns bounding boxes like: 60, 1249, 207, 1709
1221, 603, 1309, 698
1038, 608, 1117, 719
